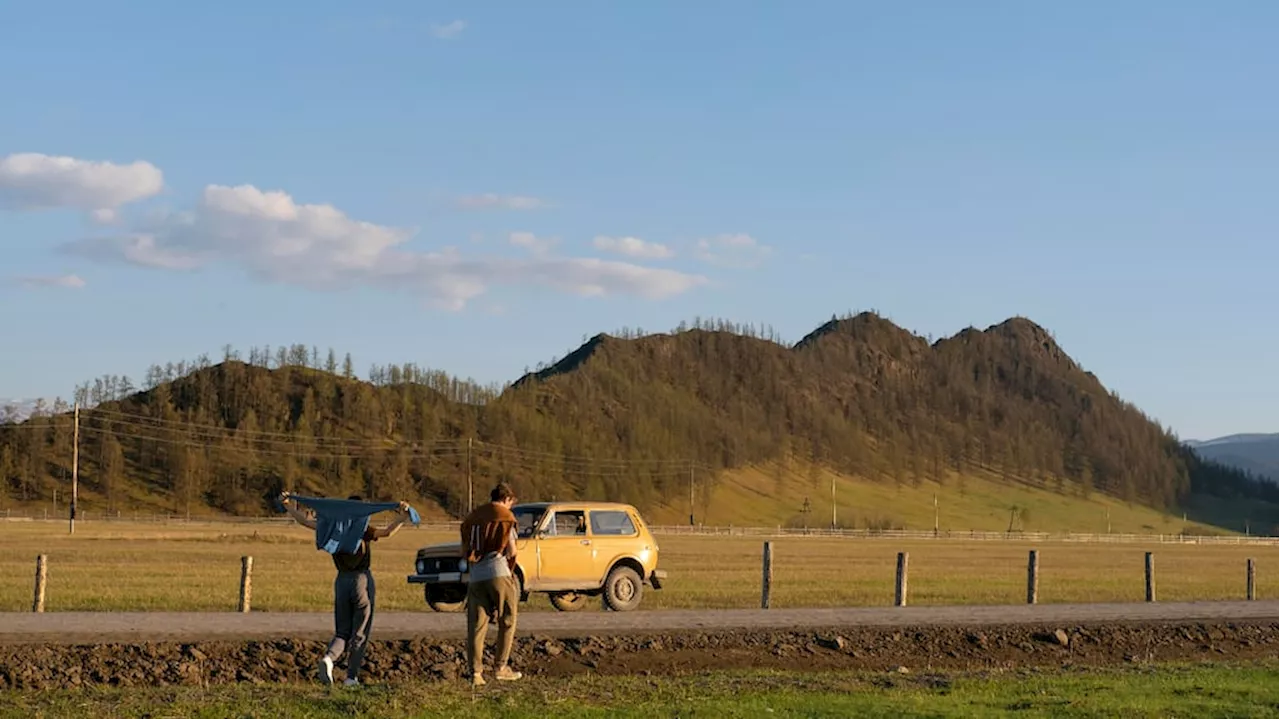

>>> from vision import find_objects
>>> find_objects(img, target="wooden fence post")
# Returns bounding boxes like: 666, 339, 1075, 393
1026, 550, 1039, 605
1247, 558, 1255, 601
32, 555, 47, 613
1144, 552, 1155, 602
894, 551, 909, 607
761, 542, 773, 609
238, 556, 253, 613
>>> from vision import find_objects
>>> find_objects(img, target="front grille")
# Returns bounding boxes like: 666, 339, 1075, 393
421, 557, 461, 574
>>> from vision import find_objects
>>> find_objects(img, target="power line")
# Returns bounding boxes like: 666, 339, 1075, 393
68, 422, 709, 472
69, 408, 706, 469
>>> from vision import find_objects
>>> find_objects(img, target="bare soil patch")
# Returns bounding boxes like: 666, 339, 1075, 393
0, 619, 1272, 691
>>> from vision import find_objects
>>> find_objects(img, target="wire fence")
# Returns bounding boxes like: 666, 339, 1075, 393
0, 510, 1272, 546
646, 524, 1278, 546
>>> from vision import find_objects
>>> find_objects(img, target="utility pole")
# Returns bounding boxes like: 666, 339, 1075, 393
466, 438, 473, 512
830, 475, 836, 529
69, 402, 79, 535
688, 464, 695, 526
933, 494, 939, 536
1106, 508, 1111, 534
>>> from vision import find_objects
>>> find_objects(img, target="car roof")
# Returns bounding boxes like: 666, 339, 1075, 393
513, 501, 638, 511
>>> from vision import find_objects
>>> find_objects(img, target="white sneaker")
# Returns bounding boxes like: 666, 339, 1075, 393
318, 656, 334, 685
343, 678, 360, 687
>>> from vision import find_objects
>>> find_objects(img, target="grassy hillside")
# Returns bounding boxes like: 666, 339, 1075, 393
0, 313, 1274, 533
646, 461, 1230, 535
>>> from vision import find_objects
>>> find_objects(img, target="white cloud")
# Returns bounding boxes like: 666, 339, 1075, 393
455, 193, 546, 210
0, 153, 163, 214
693, 233, 771, 268
508, 231, 558, 255
65, 184, 706, 309
592, 235, 674, 260
13, 274, 86, 289
429, 20, 466, 39
89, 208, 119, 225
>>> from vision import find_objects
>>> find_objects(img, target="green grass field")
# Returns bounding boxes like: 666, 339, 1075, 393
0, 521, 1272, 612
646, 463, 1249, 535
1, 662, 1275, 718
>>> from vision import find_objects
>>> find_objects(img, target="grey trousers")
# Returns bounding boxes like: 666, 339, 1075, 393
326, 570, 375, 680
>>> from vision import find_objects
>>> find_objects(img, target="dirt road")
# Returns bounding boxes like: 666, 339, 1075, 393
0, 600, 1273, 644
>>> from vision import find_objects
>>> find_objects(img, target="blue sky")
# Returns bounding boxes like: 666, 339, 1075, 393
0, 1, 1274, 440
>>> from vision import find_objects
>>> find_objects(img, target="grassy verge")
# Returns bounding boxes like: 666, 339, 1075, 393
0, 522, 1272, 612
1, 662, 1275, 718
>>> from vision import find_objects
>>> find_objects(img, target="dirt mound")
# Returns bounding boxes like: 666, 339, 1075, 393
0, 620, 1273, 691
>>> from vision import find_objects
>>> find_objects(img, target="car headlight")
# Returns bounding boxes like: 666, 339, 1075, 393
458, 559, 468, 572
416, 559, 426, 574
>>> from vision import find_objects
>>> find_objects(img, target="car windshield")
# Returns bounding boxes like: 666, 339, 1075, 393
513, 506, 547, 538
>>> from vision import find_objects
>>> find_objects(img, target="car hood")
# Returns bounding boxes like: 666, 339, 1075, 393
417, 542, 463, 559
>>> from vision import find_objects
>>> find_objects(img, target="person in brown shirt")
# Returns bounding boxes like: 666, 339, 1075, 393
460, 483, 522, 687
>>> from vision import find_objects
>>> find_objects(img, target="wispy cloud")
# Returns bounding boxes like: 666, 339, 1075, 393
508, 231, 558, 256
592, 235, 674, 260
13, 274, 86, 289
429, 20, 467, 39
64, 183, 707, 311
455, 193, 547, 211
693, 233, 771, 268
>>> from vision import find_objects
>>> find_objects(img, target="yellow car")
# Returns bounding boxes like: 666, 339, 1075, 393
407, 501, 667, 612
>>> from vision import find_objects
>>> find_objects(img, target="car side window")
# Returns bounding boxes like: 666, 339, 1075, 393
545, 510, 587, 536
515, 509, 545, 538
589, 510, 638, 536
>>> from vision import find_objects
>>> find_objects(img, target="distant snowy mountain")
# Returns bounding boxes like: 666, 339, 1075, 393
1186, 433, 1279, 483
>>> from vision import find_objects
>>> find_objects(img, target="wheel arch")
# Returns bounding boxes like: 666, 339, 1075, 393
605, 556, 646, 584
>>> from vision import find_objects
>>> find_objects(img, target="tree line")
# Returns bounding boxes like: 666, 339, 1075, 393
0, 313, 1273, 529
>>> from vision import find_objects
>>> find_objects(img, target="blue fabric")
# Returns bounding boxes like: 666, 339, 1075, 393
288, 496, 422, 555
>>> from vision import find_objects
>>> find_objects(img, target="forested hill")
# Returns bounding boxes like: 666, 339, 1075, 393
0, 313, 1273, 529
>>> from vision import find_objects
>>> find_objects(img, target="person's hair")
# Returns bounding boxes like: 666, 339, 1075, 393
348, 494, 363, 502
490, 483, 516, 503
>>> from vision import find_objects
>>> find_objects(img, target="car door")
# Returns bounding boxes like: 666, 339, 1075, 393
535, 508, 590, 589
586, 508, 641, 582
511, 508, 543, 584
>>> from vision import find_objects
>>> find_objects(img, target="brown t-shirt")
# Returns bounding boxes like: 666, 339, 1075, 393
333, 525, 377, 573
461, 502, 518, 569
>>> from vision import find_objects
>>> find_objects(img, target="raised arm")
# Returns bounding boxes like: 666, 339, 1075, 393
372, 501, 412, 539
280, 493, 317, 530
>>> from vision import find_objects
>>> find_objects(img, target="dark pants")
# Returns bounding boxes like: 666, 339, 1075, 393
326, 570, 375, 680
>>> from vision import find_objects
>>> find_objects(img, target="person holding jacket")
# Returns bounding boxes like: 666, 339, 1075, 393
280, 492, 419, 687
460, 482, 523, 687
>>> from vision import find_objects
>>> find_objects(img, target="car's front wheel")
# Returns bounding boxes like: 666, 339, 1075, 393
602, 566, 644, 612
549, 591, 591, 612
425, 586, 466, 613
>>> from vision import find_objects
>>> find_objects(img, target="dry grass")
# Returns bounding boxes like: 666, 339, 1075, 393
0, 521, 1272, 613
647, 463, 1235, 535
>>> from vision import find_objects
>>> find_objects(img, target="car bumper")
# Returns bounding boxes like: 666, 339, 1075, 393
407, 572, 469, 585
649, 569, 668, 590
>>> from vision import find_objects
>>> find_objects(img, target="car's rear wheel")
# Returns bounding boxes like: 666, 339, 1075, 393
602, 566, 643, 612
426, 586, 466, 613
549, 591, 590, 612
